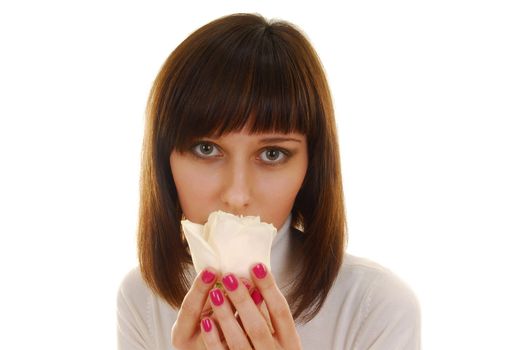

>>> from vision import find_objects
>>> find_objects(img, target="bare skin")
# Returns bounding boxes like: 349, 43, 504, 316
171, 265, 302, 349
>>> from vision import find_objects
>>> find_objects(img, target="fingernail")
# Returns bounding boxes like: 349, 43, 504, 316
201, 270, 216, 284
251, 288, 264, 305
222, 274, 238, 292
201, 318, 212, 332
252, 263, 267, 279
210, 288, 224, 306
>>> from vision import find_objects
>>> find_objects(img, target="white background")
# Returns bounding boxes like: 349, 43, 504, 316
1, 1, 522, 349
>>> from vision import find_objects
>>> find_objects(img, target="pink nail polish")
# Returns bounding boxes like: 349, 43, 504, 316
251, 289, 264, 305
252, 263, 267, 279
222, 274, 238, 291
201, 270, 216, 284
201, 318, 212, 332
210, 288, 224, 306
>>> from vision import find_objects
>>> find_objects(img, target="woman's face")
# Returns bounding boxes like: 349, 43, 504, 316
170, 127, 308, 231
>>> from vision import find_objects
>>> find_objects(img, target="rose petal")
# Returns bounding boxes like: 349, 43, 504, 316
182, 211, 276, 279
214, 224, 276, 279
181, 220, 220, 273
207, 213, 276, 279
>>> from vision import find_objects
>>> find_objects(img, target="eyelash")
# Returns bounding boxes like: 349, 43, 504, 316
189, 141, 292, 166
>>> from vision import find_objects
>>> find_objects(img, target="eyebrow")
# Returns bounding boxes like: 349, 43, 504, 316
258, 137, 303, 144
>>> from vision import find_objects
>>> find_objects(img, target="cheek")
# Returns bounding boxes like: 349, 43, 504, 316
258, 173, 303, 200
171, 159, 220, 222
257, 167, 306, 227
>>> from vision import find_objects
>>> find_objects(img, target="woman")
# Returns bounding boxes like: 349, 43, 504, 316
117, 13, 420, 349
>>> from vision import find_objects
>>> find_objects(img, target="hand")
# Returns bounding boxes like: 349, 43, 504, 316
200, 263, 302, 350
170, 267, 261, 349
171, 267, 219, 349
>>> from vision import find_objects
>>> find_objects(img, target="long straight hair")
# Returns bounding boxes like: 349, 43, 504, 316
138, 13, 346, 323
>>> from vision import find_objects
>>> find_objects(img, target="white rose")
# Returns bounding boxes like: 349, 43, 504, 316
181, 210, 277, 279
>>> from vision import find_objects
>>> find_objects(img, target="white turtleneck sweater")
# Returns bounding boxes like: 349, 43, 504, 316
117, 215, 421, 349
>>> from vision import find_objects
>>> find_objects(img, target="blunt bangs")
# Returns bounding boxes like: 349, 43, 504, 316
155, 14, 323, 153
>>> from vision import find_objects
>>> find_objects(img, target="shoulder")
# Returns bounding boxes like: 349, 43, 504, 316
117, 266, 152, 304
338, 254, 420, 316
116, 267, 155, 330
116, 267, 156, 348
335, 254, 421, 348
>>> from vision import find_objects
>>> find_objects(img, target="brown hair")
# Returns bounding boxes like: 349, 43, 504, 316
138, 13, 346, 323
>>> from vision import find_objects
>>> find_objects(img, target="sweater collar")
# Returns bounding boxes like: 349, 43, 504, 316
269, 213, 294, 289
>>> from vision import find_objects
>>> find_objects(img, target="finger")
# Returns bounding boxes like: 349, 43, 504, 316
250, 288, 264, 307
171, 268, 218, 345
251, 263, 300, 345
209, 314, 226, 343
240, 278, 253, 293
201, 297, 214, 318
250, 288, 275, 334
222, 273, 273, 348
200, 318, 227, 350
209, 287, 252, 349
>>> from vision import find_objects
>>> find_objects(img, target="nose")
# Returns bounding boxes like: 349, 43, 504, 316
220, 160, 252, 214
